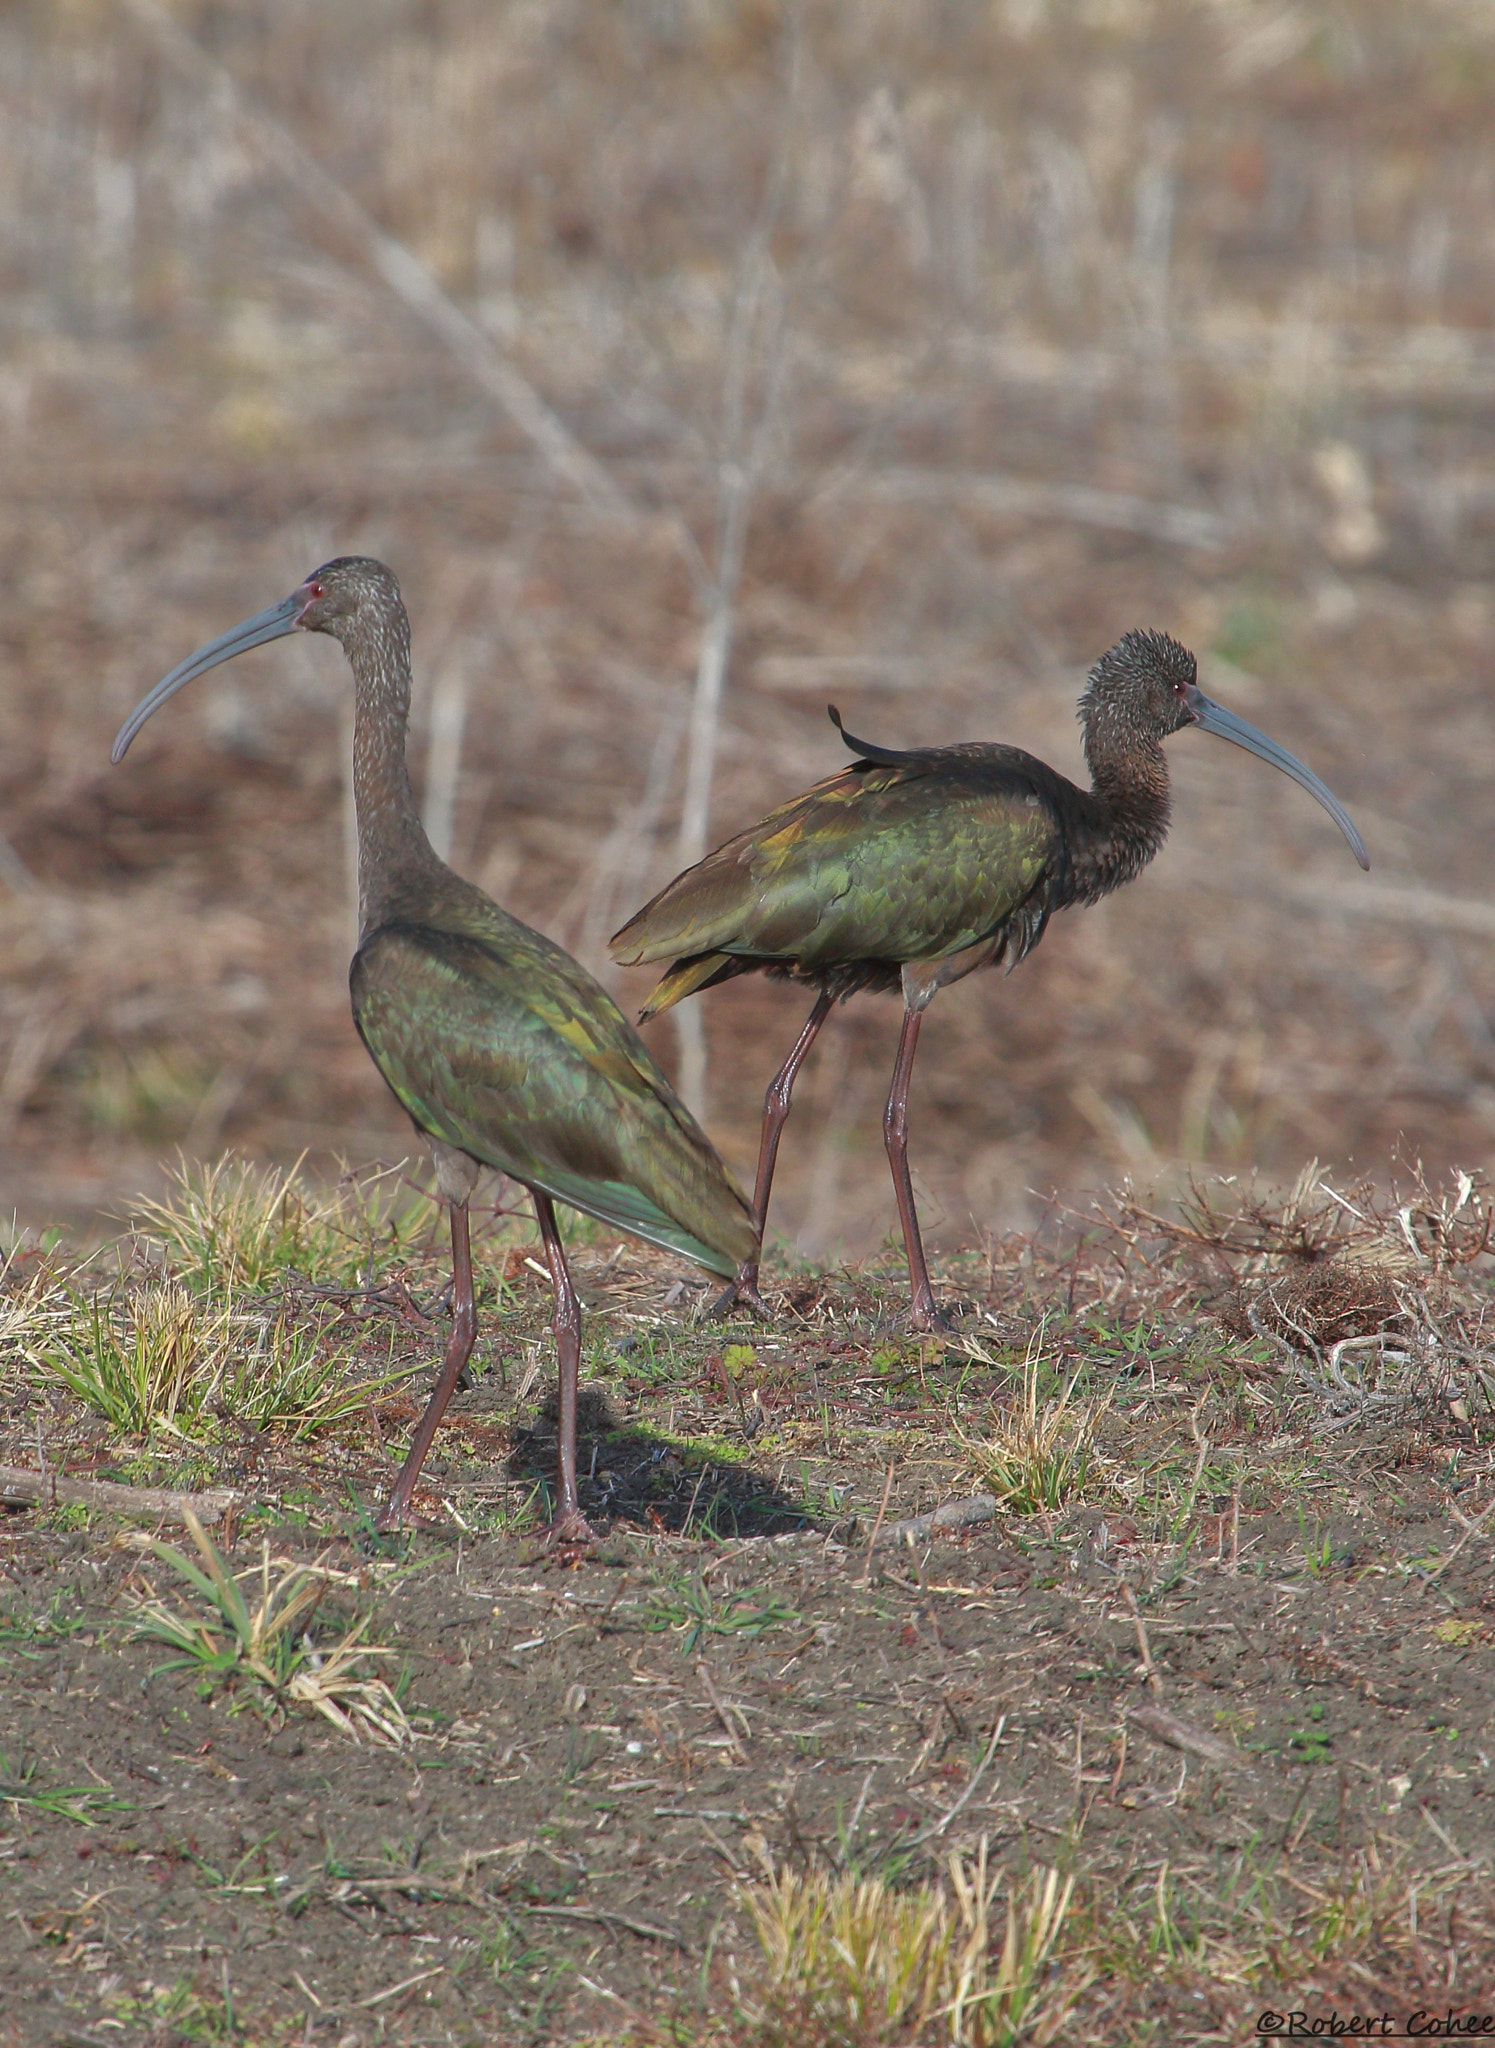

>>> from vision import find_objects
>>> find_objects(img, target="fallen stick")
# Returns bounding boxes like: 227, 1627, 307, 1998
1127, 1703, 1249, 1773
524, 1902, 686, 1948
869, 1493, 997, 1548
0, 1466, 237, 1526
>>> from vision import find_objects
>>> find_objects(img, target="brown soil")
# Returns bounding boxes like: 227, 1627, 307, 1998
3, 1186, 1495, 2044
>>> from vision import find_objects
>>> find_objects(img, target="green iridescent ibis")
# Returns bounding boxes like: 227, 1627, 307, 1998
112, 558, 757, 1539
612, 630, 1368, 1328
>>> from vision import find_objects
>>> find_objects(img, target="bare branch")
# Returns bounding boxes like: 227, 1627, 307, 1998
116, 0, 630, 522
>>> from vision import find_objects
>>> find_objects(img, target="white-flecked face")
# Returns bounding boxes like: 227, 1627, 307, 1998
1078, 628, 1198, 749
298, 557, 413, 717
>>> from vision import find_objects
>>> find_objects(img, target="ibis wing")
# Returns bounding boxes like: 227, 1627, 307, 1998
612, 754, 1060, 977
350, 918, 755, 1278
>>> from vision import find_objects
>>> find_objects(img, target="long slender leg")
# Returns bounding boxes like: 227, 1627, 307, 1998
882, 1006, 947, 1330
713, 990, 834, 1316
534, 1192, 596, 1543
377, 1201, 477, 1529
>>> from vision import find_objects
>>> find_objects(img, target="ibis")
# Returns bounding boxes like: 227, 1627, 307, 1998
612, 630, 1367, 1327
114, 557, 758, 1537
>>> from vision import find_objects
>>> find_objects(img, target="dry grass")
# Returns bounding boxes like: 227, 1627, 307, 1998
958, 1330, 1113, 1515
0, 0, 1491, 1252
743, 1848, 1081, 2048
129, 1153, 426, 1294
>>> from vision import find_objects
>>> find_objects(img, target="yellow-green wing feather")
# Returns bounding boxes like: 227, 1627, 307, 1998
612, 757, 1060, 1002
351, 906, 755, 1278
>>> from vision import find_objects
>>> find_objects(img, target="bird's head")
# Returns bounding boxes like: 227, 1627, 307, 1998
1079, 626, 1369, 869
290, 557, 403, 640
1080, 627, 1199, 745
111, 557, 408, 764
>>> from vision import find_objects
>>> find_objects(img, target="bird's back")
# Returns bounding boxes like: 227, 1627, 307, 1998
612, 746, 1074, 1012
351, 879, 756, 1278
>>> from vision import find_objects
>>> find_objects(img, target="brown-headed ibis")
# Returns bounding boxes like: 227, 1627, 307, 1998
113, 558, 758, 1538
611, 630, 1368, 1328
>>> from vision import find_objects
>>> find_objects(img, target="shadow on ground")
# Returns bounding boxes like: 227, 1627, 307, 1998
507, 1384, 829, 1538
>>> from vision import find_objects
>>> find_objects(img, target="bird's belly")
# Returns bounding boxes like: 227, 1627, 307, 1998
428, 1136, 483, 1205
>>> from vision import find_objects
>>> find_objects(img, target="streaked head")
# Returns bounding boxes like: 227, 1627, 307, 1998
1079, 627, 1368, 870
1080, 628, 1200, 741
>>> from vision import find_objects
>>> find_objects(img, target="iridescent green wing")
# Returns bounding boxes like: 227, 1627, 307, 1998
350, 909, 755, 1279
613, 753, 1059, 975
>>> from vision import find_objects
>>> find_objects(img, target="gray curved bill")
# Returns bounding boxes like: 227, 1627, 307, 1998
111, 594, 302, 763
1191, 690, 1369, 870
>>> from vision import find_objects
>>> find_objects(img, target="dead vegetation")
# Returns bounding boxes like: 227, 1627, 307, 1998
0, 0, 1493, 1250
1, 1154, 1493, 2039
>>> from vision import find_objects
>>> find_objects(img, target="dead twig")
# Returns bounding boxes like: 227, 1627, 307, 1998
859, 1462, 897, 1584
0, 1465, 237, 1526
525, 1903, 686, 1947
1119, 1583, 1162, 1696
1418, 1494, 1495, 1587
696, 1657, 750, 1761
870, 1493, 997, 1548
905, 1714, 1007, 1845
1127, 1704, 1248, 1772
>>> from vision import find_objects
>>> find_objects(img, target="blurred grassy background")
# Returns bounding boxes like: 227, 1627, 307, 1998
1, 0, 1493, 1253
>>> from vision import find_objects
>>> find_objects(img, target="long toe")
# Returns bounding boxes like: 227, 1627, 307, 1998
733, 1278, 773, 1321
537, 1509, 599, 1547
710, 1279, 772, 1321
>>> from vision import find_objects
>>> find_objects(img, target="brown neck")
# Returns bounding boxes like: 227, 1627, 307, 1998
1072, 723, 1173, 902
341, 607, 449, 939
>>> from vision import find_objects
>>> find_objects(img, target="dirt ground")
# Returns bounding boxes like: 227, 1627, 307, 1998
3, 1168, 1494, 2045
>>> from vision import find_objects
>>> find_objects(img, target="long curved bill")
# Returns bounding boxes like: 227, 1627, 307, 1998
111, 593, 304, 764
1189, 689, 1369, 870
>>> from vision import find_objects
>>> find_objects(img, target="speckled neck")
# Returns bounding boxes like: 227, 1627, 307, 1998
340, 598, 448, 939
1072, 716, 1173, 903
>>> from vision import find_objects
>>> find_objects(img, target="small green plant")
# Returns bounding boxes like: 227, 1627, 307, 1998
960, 1342, 1111, 1516
129, 1509, 410, 1744
102, 1976, 241, 2044
39, 1282, 231, 1433
478, 1915, 548, 1980
1289, 1733, 1334, 1764
219, 1310, 407, 1441
0, 1751, 132, 1826
0, 1592, 89, 1650
34, 1283, 406, 1441
0, 1261, 68, 1401
640, 1572, 799, 1656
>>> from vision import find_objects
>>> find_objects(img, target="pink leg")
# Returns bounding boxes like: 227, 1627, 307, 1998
534, 1192, 596, 1544
712, 990, 833, 1317
377, 1201, 477, 1529
882, 1007, 947, 1330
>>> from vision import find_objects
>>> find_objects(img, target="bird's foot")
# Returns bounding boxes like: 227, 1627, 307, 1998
709, 1266, 773, 1321
907, 1295, 957, 1335
535, 1505, 599, 1548
372, 1495, 412, 1537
